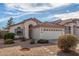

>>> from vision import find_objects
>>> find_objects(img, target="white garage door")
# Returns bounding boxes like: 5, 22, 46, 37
40, 31, 63, 40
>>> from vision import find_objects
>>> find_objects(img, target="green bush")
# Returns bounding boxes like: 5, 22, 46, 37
4, 39, 14, 44
58, 34, 78, 52
4, 33, 15, 44
4, 33, 15, 40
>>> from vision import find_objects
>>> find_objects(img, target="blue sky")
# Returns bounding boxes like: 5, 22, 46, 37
0, 3, 79, 29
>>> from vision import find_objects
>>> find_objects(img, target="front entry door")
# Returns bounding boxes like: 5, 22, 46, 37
29, 24, 33, 39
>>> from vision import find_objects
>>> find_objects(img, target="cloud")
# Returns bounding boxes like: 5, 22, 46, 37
0, 17, 10, 22
2, 3, 72, 22
43, 13, 61, 21
5, 3, 52, 12
4, 11, 21, 16
53, 11, 79, 20
5, 3, 70, 12
45, 10, 79, 21
4, 3, 54, 18
13, 12, 42, 18
50, 3, 70, 8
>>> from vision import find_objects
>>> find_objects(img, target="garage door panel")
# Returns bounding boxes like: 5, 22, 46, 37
40, 31, 63, 40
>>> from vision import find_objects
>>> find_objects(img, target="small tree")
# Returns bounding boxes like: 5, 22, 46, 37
58, 34, 78, 52
7, 17, 14, 28
3, 17, 14, 31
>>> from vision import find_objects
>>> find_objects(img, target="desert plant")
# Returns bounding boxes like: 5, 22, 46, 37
4, 33, 15, 44
58, 34, 78, 52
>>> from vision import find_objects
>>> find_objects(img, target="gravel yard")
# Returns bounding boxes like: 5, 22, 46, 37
0, 39, 78, 56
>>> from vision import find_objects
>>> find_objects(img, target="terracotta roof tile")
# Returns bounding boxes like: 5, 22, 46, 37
9, 18, 41, 27
32, 23, 64, 29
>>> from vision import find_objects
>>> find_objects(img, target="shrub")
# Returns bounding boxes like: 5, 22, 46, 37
4, 33, 15, 44
37, 39, 49, 44
58, 34, 78, 52
30, 40, 35, 44
4, 33, 15, 40
4, 39, 14, 44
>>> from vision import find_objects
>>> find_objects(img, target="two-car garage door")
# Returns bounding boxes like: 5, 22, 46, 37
40, 29, 64, 40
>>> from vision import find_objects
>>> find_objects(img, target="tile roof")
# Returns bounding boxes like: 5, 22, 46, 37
9, 18, 41, 27
32, 23, 64, 29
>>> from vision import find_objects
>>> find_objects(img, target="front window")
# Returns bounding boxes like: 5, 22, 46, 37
65, 26, 71, 34
15, 27, 23, 36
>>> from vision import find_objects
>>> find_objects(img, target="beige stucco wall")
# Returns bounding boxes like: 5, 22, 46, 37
32, 28, 40, 40
73, 21, 79, 37
76, 21, 79, 26
64, 23, 76, 35
9, 23, 24, 33
22, 20, 37, 39
64, 21, 79, 37
9, 20, 38, 39
9, 23, 25, 38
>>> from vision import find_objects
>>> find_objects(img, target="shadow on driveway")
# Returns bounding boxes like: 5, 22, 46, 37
57, 50, 79, 56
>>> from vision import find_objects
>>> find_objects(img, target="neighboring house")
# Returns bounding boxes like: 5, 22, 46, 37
60, 18, 79, 37
7, 18, 79, 42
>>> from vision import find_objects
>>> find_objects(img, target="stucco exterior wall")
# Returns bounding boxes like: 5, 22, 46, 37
64, 23, 76, 34
76, 21, 79, 26
23, 20, 37, 39
63, 21, 79, 37
75, 21, 79, 37
9, 23, 24, 33
9, 20, 38, 39
32, 28, 40, 40
75, 28, 79, 36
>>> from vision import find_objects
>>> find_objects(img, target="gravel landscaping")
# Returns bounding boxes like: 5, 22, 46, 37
0, 39, 78, 56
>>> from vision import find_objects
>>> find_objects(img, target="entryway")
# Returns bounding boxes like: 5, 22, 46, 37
28, 24, 33, 39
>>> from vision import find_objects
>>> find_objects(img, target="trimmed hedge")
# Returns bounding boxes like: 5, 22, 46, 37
58, 34, 78, 52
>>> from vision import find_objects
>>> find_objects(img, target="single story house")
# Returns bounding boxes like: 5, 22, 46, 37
7, 18, 79, 42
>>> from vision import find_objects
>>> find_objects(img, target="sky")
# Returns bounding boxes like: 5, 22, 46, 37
0, 3, 79, 29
